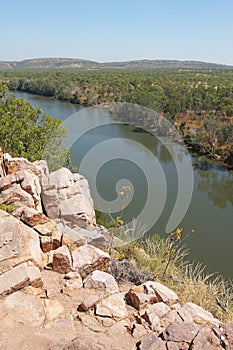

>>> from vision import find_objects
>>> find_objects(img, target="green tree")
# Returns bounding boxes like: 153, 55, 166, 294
0, 82, 70, 171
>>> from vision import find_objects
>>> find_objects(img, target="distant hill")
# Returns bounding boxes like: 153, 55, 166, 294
0, 57, 232, 70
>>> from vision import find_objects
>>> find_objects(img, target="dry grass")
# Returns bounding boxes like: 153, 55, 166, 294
112, 235, 233, 323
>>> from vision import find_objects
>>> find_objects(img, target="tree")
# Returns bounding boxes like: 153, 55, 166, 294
0, 82, 71, 171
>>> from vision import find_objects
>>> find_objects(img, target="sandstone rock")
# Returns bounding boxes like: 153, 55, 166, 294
105, 320, 133, 344
84, 270, 119, 294
44, 299, 65, 323
41, 183, 60, 219
34, 221, 59, 236
126, 286, 157, 311
63, 275, 83, 292
60, 224, 86, 249
77, 312, 105, 333
52, 333, 123, 350
0, 182, 35, 208
95, 293, 128, 320
137, 333, 167, 350
0, 290, 45, 328
0, 169, 24, 190
143, 281, 179, 305
71, 244, 110, 278
34, 159, 50, 186
222, 322, 233, 349
78, 294, 101, 312
20, 206, 48, 226
79, 226, 110, 250
166, 341, 180, 350
20, 169, 42, 211
64, 271, 81, 280
3, 154, 40, 176
162, 321, 200, 343
0, 210, 43, 274
182, 302, 220, 327
0, 262, 42, 297
52, 245, 72, 274
49, 167, 74, 189
143, 303, 171, 330
40, 234, 61, 253
132, 323, 148, 339
190, 327, 223, 350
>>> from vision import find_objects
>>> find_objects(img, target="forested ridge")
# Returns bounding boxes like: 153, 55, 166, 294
0, 68, 233, 166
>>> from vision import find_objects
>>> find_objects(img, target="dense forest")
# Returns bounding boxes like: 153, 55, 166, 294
0, 68, 233, 166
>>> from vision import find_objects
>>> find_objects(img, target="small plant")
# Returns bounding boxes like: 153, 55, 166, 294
0, 203, 15, 214
161, 227, 195, 278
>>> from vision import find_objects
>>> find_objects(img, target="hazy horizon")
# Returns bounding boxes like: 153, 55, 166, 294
1, 0, 233, 65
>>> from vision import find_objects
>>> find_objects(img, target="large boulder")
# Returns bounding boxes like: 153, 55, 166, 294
42, 168, 96, 229
0, 154, 42, 212
0, 210, 43, 274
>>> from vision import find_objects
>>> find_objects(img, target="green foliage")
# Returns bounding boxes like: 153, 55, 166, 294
0, 203, 15, 214
0, 81, 70, 171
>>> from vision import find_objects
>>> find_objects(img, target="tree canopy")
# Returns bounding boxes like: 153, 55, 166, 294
0, 81, 70, 171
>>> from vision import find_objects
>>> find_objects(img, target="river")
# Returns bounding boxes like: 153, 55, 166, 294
13, 91, 233, 279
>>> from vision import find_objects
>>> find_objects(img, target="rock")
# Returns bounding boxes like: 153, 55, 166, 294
182, 302, 220, 327
145, 302, 171, 318
49, 167, 74, 189
0, 210, 43, 274
132, 323, 148, 339
162, 321, 200, 344
71, 244, 110, 278
190, 327, 223, 350
60, 224, 86, 250
3, 154, 40, 177
40, 234, 61, 252
143, 303, 171, 330
34, 221, 59, 236
41, 183, 60, 219
137, 333, 167, 350
105, 320, 133, 345
34, 159, 50, 186
84, 270, 119, 294
166, 341, 180, 350
126, 285, 157, 311
222, 322, 233, 349
52, 246, 72, 274
79, 226, 110, 250
63, 274, 83, 292
0, 182, 35, 208
20, 169, 42, 211
49, 168, 96, 228
64, 271, 81, 280
78, 294, 101, 312
95, 293, 128, 320
52, 333, 123, 350
0, 170, 24, 190
44, 299, 65, 323
143, 281, 179, 306
20, 206, 48, 226
0, 262, 42, 297
0, 290, 46, 328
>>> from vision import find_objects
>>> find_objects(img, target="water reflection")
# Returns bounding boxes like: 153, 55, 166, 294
195, 164, 233, 208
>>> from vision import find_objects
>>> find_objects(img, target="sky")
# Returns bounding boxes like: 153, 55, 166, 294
1, 0, 233, 65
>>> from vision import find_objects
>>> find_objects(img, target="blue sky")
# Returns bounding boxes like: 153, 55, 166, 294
1, 0, 233, 64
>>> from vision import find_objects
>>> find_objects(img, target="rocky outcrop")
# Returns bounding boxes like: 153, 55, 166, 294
0, 153, 232, 350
